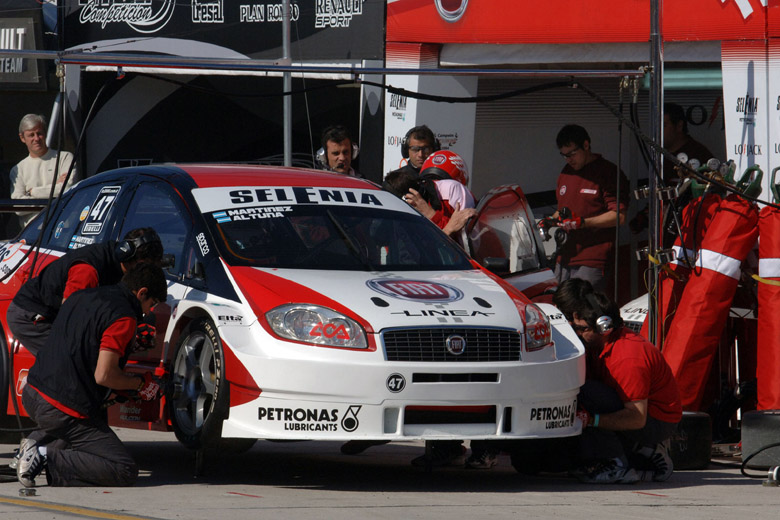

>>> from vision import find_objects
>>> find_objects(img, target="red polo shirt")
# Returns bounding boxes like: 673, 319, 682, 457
590, 328, 682, 424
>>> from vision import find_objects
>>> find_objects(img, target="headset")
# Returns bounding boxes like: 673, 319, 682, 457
115, 230, 162, 263
585, 293, 614, 335
400, 126, 441, 159
315, 142, 360, 170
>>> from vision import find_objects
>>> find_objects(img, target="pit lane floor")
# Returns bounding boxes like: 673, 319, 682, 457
0, 428, 778, 520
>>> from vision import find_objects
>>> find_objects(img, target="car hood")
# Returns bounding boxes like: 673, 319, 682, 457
228, 266, 525, 332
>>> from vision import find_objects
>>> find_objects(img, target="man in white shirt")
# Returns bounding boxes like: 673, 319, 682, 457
10, 114, 77, 227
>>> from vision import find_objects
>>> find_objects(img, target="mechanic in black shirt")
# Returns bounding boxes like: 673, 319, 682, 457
16, 263, 168, 487
7, 227, 163, 355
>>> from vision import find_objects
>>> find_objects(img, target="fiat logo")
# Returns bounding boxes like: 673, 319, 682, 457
446, 335, 466, 356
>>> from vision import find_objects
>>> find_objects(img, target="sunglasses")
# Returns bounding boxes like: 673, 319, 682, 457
568, 321, 592, 334
560, 147, 581, 158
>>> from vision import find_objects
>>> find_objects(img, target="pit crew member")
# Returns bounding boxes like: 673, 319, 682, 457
553, 124, 629, 293
552, 278, 682, 484
6, 227, 163, 355
17, 263, 167, 487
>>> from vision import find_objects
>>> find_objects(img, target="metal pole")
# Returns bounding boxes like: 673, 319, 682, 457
648, 0, 663, 346
282, 0, 292, 167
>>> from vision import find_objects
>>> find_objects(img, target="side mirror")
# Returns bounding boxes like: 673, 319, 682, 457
161, 253, 176, 269
188, 261, 205, 280
482, 257, 509, 274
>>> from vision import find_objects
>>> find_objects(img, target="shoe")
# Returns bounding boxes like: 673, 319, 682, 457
9, 437, 33, 470
573, 457, 639, 484
635, 441, 674, 482
340, 440, 389, 455
411, 442, 466, 468
17, 440, 45, 488
465, 450, 498, 469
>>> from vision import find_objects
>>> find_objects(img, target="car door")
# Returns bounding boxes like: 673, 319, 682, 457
467, 184, 556, 301
116, 179, 196, 366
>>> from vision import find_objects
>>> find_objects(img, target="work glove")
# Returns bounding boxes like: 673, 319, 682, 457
137, 372, 161, 401
560, 215, 584, 232
134, 323, 156, 352
576, 409, 591, 429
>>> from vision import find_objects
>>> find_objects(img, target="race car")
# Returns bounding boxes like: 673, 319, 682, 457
0, 164, 585, 464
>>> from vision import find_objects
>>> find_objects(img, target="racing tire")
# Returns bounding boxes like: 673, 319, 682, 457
169, 318, 231, 451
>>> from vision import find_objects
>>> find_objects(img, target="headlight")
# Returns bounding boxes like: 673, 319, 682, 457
524, 303, 552, 351
266, 304, 367, 349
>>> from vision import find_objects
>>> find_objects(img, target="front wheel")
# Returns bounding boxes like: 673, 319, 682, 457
169, 318, 229, 450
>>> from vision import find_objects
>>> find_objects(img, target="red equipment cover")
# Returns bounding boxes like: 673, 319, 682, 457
640, 193, 721, 341
757, 206, 780, 410
662, 194, 759, 410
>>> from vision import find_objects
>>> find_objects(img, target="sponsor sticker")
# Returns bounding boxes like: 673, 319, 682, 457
529, 399, 577, 430
257, 405, 361, 433
196, 232, 210, 256
194, 186, 392, 214
0, 242, 29, 282
366, 279, 463, 303
217, 314, 243, 326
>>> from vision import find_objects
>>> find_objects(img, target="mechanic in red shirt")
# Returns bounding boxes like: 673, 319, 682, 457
552, 278, 682, 484
16, 263, 167, 487
7, 227, 163, 355
553, 125, 629, 293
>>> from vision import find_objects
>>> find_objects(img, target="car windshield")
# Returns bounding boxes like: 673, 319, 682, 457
196, 186, 473, 271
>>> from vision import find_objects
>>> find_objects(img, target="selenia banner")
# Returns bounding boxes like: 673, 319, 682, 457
387, 0, 768, 44
62, 1, 383, 60
722, 40, 774, 203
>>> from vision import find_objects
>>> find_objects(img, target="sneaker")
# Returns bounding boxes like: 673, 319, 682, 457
574, 457, 639, 484
636, 441, 673, 482
411, 442, 466, 468
9, 437, 33, 471
17, 440, 45, 488
340, 440, 390, 455
465, 450, 498, 469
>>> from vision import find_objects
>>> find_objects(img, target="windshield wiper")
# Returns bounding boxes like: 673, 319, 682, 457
325, 209, 376, 271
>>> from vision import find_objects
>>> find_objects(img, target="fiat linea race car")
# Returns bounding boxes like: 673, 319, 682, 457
0, 164, 585, 462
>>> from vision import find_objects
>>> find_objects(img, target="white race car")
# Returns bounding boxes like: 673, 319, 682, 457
0, 165, 585, 468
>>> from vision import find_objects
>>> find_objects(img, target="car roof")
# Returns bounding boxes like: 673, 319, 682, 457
175, 164, 377, 190
83, 164, 379, 191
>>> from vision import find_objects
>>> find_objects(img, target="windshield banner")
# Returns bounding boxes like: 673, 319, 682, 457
192, 186, 411, 214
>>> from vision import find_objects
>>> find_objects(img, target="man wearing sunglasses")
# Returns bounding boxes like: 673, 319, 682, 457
551, 124, 629, 293
552, 278, 681, 484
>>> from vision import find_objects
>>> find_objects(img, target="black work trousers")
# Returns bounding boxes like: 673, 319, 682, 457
22, 385, 138, 487
7, 301, 51, 356
578, 380, 678, 463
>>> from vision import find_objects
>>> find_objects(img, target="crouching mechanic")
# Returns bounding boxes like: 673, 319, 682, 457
16, 263, 168, 487
7, 227, 164, 356
552, 278, 682, 484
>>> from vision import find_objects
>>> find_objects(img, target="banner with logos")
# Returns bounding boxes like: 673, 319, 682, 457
0, 8, 44, 89
721, 40, 771, 202
62, 1, 383, 61
387, 0, 768, 44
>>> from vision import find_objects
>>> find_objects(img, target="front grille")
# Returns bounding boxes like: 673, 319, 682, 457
383, 328, 522, 362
